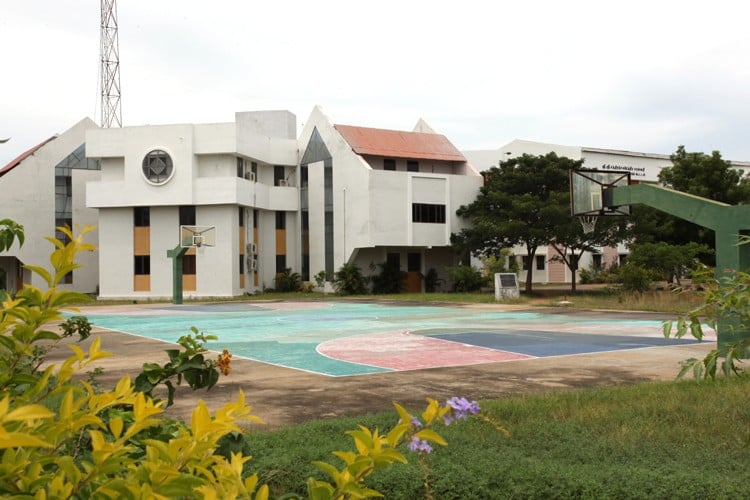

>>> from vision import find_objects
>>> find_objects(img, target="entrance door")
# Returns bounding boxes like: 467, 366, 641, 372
405, 252, 422, 293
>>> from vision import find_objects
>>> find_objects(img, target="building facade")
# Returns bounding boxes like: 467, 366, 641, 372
0, 118, 100, 294
79, 107, 482, 299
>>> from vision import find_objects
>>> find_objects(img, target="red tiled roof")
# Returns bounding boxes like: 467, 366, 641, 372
0, 136, 57, 178
334, 125, 465, 162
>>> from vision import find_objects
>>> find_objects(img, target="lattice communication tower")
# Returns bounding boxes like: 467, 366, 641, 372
100, 0, 122, 128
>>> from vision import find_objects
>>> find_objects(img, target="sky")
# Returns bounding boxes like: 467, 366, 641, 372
2, 0, 750, 167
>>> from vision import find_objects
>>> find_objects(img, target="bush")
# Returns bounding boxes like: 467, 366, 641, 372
370, 260, 407, 294
275, 267, 301, 292
579, 262, 620, 284
447, 265, 486, 292
423, 268, 444, 293
333, 262, 369, 295
0, 225, 267, 498
618, 262, 653, 292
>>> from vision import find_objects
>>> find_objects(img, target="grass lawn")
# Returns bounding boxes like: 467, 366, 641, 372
242, 378, 749, 498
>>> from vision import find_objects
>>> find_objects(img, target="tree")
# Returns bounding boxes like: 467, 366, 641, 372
547, 213, 629, 292
452, 153, 581, 292
625, 241, 712, 285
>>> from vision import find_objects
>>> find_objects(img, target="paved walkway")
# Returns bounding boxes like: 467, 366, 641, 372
47, 303, 714, 428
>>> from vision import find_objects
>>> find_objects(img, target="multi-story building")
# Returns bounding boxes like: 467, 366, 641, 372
65, 106, 480, 299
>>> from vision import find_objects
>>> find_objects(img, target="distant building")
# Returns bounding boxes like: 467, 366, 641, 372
0, 118, 100, 294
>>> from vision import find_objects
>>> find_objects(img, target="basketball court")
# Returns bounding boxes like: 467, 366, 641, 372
73, 301, 703, 377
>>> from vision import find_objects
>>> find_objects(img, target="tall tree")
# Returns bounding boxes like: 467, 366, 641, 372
452, 153, 580, 292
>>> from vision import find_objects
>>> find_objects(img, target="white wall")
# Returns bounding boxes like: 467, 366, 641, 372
0, 117, 99, 292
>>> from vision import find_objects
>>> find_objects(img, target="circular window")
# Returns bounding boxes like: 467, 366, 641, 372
142, 149, 174, 184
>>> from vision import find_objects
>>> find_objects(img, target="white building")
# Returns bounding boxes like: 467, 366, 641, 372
0, 118, 100, 294
298, 106, 482, 293
75, 107, 481, 299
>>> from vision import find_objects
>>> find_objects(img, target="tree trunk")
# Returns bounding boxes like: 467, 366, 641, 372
525, 246, 536, 293
570, 251, 579, 293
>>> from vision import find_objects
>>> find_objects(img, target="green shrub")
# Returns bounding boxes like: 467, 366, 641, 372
333, 262, 369, 295
423, 268, 444, 293
275, 267, 302, 292
0, 225, 268, 498
371, 260, 407, 294
447, 265, 486, 292
618, 262, 653, 292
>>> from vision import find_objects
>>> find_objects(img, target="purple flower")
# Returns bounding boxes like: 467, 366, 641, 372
408, 436, 433, 454
411, 417, 423, 428
444, 396, 480, 425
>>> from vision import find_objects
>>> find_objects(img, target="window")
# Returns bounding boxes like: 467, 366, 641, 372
276, 255, 286, 273
182, 255, 196, 275
179, 205, 196, 226
301, 211, 309, 230
383, 159, 396, 171
134, 207, 150, 227
522, 256, 530, 271
407, 160, 419, 172
239, 207, 245, 227
387, 253, 400, 268
619, 254, 627, 266
239, 254, 245, 274
412, 203, 446, 224
253, 209, 258, 227
237, 157, 244, 178
134, 256, 150, 275
536, 255, 546, 270
274, 166, 285, 186
300, 166, 308, 188
407, 252, 421, 272
142, 150, 173, 184
275, 211, 286, 230
592, 254, 603, 269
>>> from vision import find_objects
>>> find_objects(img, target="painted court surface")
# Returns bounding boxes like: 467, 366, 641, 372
78, 301, 701, 377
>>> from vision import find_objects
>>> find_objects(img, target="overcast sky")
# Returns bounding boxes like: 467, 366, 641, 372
2, 0, 749, 167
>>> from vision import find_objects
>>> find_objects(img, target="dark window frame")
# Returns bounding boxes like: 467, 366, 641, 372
134, 255, 151, 275
134, 207, 150, 227
411, 203, 446, 224
536, 255, 546, 270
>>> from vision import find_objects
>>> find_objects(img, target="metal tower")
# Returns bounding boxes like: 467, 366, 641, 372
100, 0, 122, 128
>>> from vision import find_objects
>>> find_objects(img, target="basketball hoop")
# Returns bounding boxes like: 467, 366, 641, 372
578, 215, 598, 234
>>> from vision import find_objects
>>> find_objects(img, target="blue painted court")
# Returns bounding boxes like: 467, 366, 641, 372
76, 301, 701, 377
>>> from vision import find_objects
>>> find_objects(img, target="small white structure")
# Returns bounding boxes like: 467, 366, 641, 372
494, 273, 519, 301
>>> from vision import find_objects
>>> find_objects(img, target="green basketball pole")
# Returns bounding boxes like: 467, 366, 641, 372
167, 245, 189, 305
608, 183, 750, 346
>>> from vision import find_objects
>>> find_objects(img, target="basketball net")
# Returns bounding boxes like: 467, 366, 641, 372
578, 215, 598, 234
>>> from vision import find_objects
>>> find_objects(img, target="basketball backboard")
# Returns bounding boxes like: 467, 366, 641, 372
180, 225, 216, 248
570, 170, 631, 216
